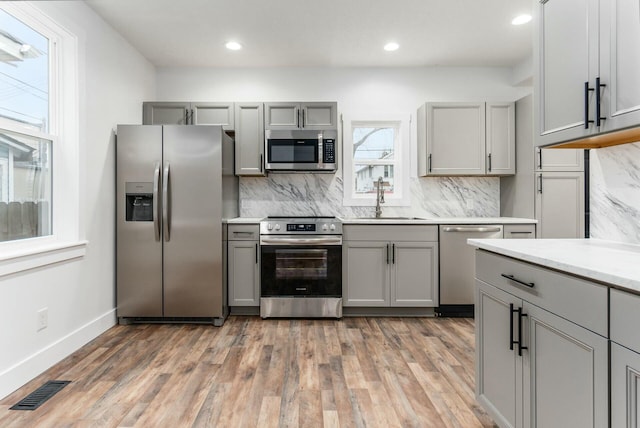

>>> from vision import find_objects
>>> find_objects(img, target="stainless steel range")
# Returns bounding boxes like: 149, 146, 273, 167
260, 216, 342, 318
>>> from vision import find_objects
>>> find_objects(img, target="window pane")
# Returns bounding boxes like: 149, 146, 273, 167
0, 9, 49, 132
352, 127, 395, 161
354, 164, 394, 195
0, 129, 51, 241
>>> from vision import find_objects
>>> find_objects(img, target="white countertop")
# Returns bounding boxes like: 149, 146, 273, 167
340, 217, 537, 225
227, 217, 263, 224
468, 238, 640, 293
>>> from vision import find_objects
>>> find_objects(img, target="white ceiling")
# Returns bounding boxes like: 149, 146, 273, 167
84, 0, 533, 69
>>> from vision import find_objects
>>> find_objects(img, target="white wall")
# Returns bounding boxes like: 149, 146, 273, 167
0, 2, 155, 399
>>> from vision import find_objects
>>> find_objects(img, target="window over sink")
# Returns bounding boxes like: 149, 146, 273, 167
342, 114, 410, 207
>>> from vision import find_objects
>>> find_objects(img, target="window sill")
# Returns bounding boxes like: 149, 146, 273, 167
0, 240, 88, 278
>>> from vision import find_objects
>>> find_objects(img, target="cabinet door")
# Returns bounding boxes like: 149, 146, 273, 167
391, 241, 438, 307
535, 0, 599, 147
535, 171, 584, 238
486, 102, 515, 175
234, 103, 265, 176
343, 241, 389, 306
611, 342, 640, 428
142, 102, 190, 125
503, 224, 536, 239
228, 240, 260, 306
425, 102, 486, 175
301, 102, 337, 129
265, 102, 300, 129
535, 148, 584, 172
192, 102, 234, 130
475, 281, 522, 428
599, 0, 640, 134
522, 302, 608, 428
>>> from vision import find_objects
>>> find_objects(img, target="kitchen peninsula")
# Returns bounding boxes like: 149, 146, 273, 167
469, 238, 640, 428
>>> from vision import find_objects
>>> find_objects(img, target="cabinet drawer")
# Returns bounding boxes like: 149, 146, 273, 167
228, 224, 260, 240
503, 224, 536, 239
611, 288, 640, 353
476, 250, 607, 337
343, 225, 438, 242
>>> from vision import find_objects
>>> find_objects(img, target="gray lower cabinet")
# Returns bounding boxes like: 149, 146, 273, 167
610, 288, 640, 428
234, 103, 265, 176
475, 250, 608, 428
342, 225, 439, 307
227, 225, 260, 306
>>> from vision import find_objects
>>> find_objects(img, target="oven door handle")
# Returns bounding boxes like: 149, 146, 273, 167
260, 236, 343, 246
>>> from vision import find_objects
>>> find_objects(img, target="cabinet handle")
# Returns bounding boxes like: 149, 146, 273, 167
501, 273, 535, 288
428, 154, 432, 173
584, 81, 595, 129
518, 308, 528, 356
392, 243, 395, 264
508, 231, 533, 235
386, 244, 390, 264
596, 77, 606, 127
537, 174, 543, 194
537, 148, 542, 170
190, 109, 194, 125
510, 303, 517, 351
260, 154, 263, 173
255, 243, 259, 264
297, 108, 301, 128
488, 153, 492, 172
302, 109, 306, 127
185, 108, 190, 125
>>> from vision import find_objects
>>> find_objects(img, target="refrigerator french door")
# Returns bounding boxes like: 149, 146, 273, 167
116, 125, 232, 325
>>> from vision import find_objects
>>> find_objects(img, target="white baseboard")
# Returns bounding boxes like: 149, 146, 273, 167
0, 309, 116, 400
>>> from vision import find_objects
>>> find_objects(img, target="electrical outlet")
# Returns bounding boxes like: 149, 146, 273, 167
37, 307, 48, 331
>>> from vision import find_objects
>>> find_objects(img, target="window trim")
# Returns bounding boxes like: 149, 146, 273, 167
0, 2, 85, 276
342, 113, 411, 207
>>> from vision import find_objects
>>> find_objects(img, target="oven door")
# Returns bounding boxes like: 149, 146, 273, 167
260, 236, 342, 297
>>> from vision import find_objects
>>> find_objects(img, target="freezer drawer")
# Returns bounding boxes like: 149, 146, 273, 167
438, 224, 503, 316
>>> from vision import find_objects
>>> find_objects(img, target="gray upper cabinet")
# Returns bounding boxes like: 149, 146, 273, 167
234, 103, 265, 176
264, 102, 337, 130
417, 102, 514, 176
142, 102, 191, 125
142, 102, 234, 130
535, 0, 640, 147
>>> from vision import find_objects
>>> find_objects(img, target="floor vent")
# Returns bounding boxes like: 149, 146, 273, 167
10, 380, 71, 411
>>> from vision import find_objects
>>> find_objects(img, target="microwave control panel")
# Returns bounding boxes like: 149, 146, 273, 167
323, 139, 336, 164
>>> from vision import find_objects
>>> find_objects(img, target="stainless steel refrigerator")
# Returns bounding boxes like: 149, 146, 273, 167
116, 125, 238, 325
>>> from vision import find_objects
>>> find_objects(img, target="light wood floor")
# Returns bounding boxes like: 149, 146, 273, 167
0, 316, 497, 428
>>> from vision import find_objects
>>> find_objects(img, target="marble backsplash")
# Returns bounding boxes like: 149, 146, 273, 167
590, 142, 640, 244
239, 174, 499, 218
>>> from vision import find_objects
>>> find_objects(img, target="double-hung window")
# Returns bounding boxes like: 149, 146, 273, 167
342, 114, 410, 206
0, 3, 83, 274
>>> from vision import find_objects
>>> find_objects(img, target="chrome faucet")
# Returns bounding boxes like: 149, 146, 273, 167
375, 176, 385, 218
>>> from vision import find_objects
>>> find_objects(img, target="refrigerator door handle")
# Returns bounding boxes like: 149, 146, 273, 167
153, 162, 161, 241
163, 161, 171, 242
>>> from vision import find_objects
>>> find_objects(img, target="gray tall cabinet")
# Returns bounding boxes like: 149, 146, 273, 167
501, 95, 585, 238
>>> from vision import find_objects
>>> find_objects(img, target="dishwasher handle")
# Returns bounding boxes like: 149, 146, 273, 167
441, 226, 502, 233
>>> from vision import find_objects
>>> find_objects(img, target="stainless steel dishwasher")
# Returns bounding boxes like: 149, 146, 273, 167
438, 224, 503, 317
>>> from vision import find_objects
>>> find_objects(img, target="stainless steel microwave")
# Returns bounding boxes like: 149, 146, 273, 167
264, 129, 337, 173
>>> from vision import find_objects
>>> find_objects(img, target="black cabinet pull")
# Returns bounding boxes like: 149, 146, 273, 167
185, 108, 190, 125
510, 303, 517, 351
259, 154, 263, 173
596, 77, 606, 127
537, 174, 543, 194
255, 243, 259, 264
501, 273, 535, 288
537, 148, 542, 170
386, 244, 390, 264
428, 154, 432, 172
302, 109, 306, 127
518, 308, 528, 356
297, 108, 300, 128
190, 109, 195, 125
488, 153, 492, 172
584, 81, 595, 129
392, 243, 396, 264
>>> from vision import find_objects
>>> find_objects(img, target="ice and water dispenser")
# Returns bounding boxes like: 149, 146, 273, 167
125, 182, 153, 222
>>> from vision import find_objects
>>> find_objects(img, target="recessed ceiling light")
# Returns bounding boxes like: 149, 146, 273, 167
225, 41, 242, 51
384, 42, 399, 52
511, 14, 532, 25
